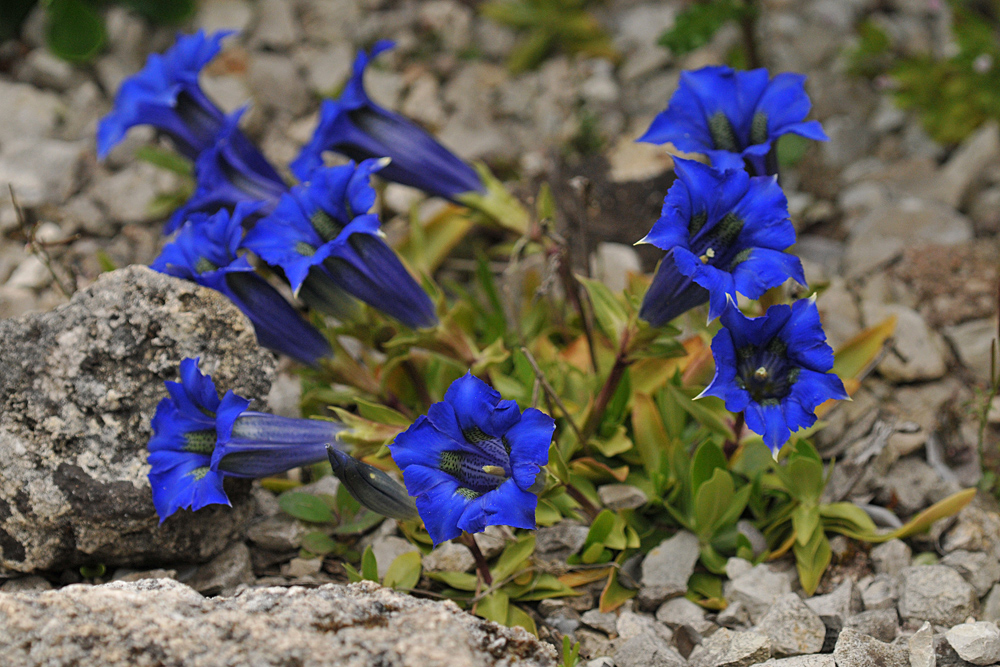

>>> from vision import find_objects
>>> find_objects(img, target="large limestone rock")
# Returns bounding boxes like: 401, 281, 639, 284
0, 266, 275, 572
0, 579, 557, 666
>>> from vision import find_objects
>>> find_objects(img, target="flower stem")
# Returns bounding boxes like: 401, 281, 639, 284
580, 327, 633, 444
458, 533, 492, 586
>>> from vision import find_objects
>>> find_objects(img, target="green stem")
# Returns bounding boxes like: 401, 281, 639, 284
579, 327, 633, 444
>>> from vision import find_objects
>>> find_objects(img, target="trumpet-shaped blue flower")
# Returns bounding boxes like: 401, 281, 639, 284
390, 373, 553, 545
242, 159, 437, 329
638, 158, 804, 326
151, 203, 332, 366
166, 107, 288, 233
98, 30, 232, 160
290, 41, 483, 200
148, 358, 345, 521
701, 299, 847, 455
639, 66, 827, 176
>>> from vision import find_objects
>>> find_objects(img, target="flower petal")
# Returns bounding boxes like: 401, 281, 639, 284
505, 408, 554, 490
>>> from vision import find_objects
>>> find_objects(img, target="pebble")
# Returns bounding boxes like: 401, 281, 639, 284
687, 628, 772, 667
282, 557, 323, 579
984, 585, 1000, 624
370, 536, 420, 580
614, 633, 685, 667
247, 53, 310, 116
727, 563, 794, 624
805, 579, 862, 629
656, 596, 716, 636
943, 318, 997, 384
252, 0, 300, 50
862, 303, 948, 383
940, 550, 1000, 598
639, 531, 700, 608
909, 622, 935, 667
580, 609, 618, 636
898, 565, 978, 627
422, 541, 475, 573
832, 627, 908, 667
597, 483, 649, 511
0, 80, 63, 144
843, 608, 899, 643
754, 593, 826, 657
756, 657, 835, 667
187, 542, 255, 595
860, 574, 898, 611
945, 621, 1000, 666
246, 514, 306, 551
196, 0, 255, 33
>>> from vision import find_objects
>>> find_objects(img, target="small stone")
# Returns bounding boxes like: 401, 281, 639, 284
370, 536, 420, 579
862, 303, 948, 382
984, 584, 1000, 624
535, 522, 590, 556
718, 600, 750, 629
806, 579, 862, 629
89, 162, 178, 223
861, 575, 898, 611
546, 607, 581, 636
833, 627, 908, 667
0, 138, 84, 207
909, 621, 935, 667
300, 43, 353, 94
871, 539, 912, 577
927, 121, 1000, 208
187, 542, 254, 595
843, 608, 899, 643
196, 0, 254, 33
597, 483, 649, 511
940, 550, 1000, 598
898, 565, 978, 627
247, 515, 306, 552
247, 54, 309, 116
0, 80, 62, 144
755, 593, 826, 657
656, 596, 716, 636
590, 243, 643, 294
1, 576, 53, 592
418, 0, 474, 52
252, 0, 300, 50
111, 569, 177, 583
283, 557, 323, 579
15, 49, 77, 91
727, 563, 794, 624
756, 656, 835, 667
617, 609, 670, 642
401, 73, 446, 127
6, 256, 51, 290
580, 609, 617, 635
943, 318, 997, 384
422, 541, 475, 573
615, 633, 686, 667
640, 531, 700, 608
945, 621, 1000, 666
879, 458, 950, 516
586, 658, 615, 667
688, 628, 772, 667
969, 186, 1000, 235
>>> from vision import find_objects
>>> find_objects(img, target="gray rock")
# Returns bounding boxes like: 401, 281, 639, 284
898, 565, 978, 626
656, 596, 717, 636
755, 593, 826, 657
969, 186, 1000, 235
0, 579, 556, 666
871, 539, 912, 577
248, 54, 310, 116
283, 557, 323, 579
833, 627, 908, 667
401, 73, 446, 128
591, 244, 644, 294
640, 531, 700, 608
727, 564, 794, 624
252, 0, 300, 50
862, 303, 948, 383
844, 608, 899, 643
0, 138, 85, 207
879, 458, 951, 516
370, 536, 420, 579
861, 575, 899, 611
246, 514, 306, 552
586, 658, 615, 667
0, 576, 52, 593
984, 584, 1000, 624
940, 505, 1000, 557
187, 542, 254, 595
0, 266, 274, 572
534, 522, 590, 556
927, 121, 1000, 207
945, 622, 1000, 666
718, 600, 750, 629
688, 628, 772, 667
14, 49, 78, 91
195, 0, 254, 33
943, 318, 997, 384
805, 579, 862, 629
581, 608, 618, 635
598, 483, 649, 511
0, 81, 63, 145
614, 633, 686, 667
756, 657, 835, 667
909, 621, 935, 667
616, 609, 671, 643
299, 43, 353, 95
89, 162, 180, 223
940, 550, 1000, 598
422, 541, 475, 573
418, 0, 474, 52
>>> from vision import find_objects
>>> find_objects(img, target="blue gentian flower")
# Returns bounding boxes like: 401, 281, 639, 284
148, 358, 345, 521
166, 107, 288, 233
151, 202, 332, 366
639, 66, 827, 176
389, 373, 554, 545
638, 158, 804, 326
701, 299, 848, 455
243, 158, 437, 329
98, 30, 232, 160
290, 41, 484, 200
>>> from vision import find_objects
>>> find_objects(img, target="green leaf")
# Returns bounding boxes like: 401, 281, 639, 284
841, 488, 976, 543
428, 570, 479, 591
658, 0, 746, 56
785, 457, 824, 504
691, 440, 728, 493
300, 531, 342, 557
792, 504, 820, 547
506, 603, 538, 635
664, 383, 735, 441
577, 275, 629, 345
354, 399, 411, 427
135, 146, 194, 176
591, 426, 634, 458
583, 510, 616, 549
693, 468, 735, 538
279, 491, 336, 524
599, 565, 636, 612
820, 502, 878, 535
333, 509, 387, 535
383, 551, 422, 591
80, 563, 106, 578
832, 315, 898, 382
492, 535, 535, 583
46, 0, 106, 62
121, 0, 196, 23
793, 527, 831, 595
361, 545, 379, 582
476, 590, 510, 625
342, 562, 363, 583
95, 250, 117, 273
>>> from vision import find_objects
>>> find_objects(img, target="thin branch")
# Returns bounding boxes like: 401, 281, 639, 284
520, 346, 584, 444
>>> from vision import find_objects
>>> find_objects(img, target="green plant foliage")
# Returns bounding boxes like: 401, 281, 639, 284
845, 20, 892, 79
658, 0, 753, 56
46, 0, 106, 63
480, 0, 619, 74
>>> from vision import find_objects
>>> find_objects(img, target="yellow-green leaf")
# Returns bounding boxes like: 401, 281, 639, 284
383, 551, 422, 591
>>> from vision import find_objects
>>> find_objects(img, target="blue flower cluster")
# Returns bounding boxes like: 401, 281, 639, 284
148, 358, 345, 520
98, 30, 499, 362
638, 65, 844, 455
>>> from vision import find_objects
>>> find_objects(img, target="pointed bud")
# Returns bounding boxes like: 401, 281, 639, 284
326, 445, 418, 520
